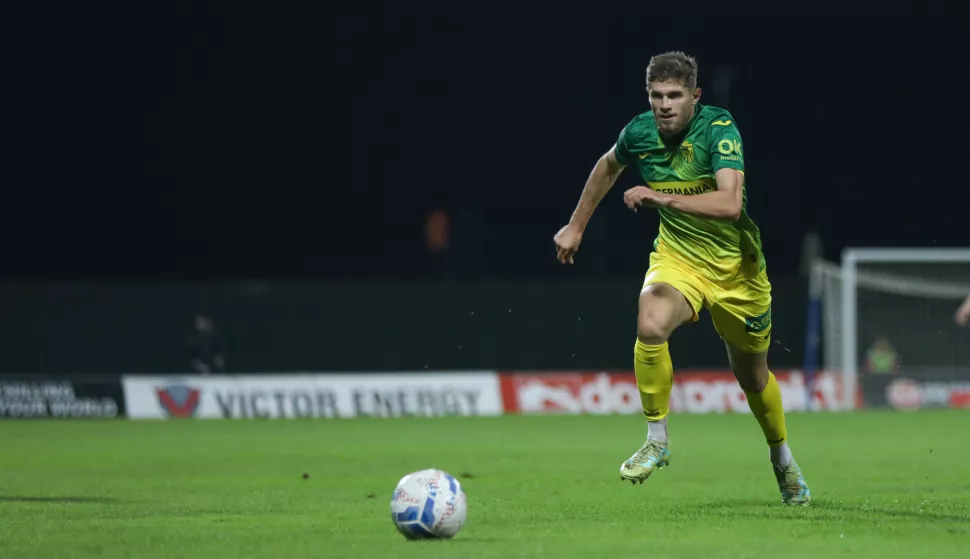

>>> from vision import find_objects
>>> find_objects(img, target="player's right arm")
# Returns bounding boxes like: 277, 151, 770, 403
566, 146, 627, 231
554, 145, 627, 264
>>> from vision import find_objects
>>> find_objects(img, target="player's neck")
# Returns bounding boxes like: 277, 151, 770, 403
659, 128, 687, 145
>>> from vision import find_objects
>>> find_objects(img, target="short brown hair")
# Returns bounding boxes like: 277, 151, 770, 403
646, 51, 698, 90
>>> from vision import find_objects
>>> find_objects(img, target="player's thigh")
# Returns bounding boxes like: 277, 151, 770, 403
709, 271, 772, 390
639, 254, 707, 343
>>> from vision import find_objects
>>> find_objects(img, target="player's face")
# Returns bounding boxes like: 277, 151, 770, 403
649, 80, 700, 137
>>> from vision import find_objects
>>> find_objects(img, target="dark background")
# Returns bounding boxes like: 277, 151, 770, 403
3, 2, 966, 373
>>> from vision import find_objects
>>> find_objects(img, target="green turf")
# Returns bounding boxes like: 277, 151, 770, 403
1, 410, 968, 558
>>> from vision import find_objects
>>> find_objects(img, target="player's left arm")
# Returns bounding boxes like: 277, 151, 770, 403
660, 168, 742, 221
653, 117, 746, 221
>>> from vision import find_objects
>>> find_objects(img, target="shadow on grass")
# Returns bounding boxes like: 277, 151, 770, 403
666, 498, 970, 523
0, 495, 119, 504
404, 536, 498, 543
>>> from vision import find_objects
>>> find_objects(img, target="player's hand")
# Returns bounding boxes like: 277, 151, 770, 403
553, 224, 583, 265
956, 302, 970, 326
623, 186, 667, 212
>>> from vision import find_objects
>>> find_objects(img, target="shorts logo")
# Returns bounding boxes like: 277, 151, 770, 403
156, 385, 201, 418
744, 308, 771, 333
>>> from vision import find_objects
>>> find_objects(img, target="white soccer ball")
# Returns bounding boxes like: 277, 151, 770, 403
390, 468, 467, 540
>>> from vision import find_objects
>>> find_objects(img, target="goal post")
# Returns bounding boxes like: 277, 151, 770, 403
805, 247, 970, 411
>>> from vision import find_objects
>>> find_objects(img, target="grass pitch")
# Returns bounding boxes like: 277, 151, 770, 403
1, 410, 968, 558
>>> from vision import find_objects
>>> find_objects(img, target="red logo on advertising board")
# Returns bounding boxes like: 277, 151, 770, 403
949, 389, 970, 409
885, 378, 921, 411
498, 370, 846, 414
155, 385, 201, 418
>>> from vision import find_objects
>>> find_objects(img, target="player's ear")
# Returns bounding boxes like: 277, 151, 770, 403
693, 87, 702, 105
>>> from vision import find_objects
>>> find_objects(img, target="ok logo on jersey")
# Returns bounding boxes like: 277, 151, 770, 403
717, 139, 742, 157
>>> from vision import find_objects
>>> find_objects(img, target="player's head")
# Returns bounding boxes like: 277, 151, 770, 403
646, 51, 701, 137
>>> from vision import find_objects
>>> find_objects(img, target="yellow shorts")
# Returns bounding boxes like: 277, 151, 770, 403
641, 250, 772, 354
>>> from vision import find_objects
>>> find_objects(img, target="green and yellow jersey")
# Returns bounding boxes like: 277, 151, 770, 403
614, 104, 765, 284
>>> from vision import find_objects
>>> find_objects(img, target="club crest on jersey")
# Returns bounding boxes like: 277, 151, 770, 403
679, 141, 694, 163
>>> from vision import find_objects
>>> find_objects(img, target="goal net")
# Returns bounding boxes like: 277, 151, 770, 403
806, 248, 970, 411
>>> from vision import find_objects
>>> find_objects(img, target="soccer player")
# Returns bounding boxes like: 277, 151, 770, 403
955, 294, 970, 326
553, 51, 811, 505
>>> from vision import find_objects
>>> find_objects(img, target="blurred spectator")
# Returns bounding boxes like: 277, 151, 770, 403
187, 314, 225, 375
425, 208, 452, 279
864, 336, 898, 374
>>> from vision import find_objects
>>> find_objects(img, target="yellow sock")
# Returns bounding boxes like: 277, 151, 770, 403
633, 339, 673, 421
744, 371, 788, 446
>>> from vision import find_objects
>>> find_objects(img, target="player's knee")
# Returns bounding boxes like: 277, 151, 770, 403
740, 374, 768, 394
637, 314, 671, 345
735, 363, 770, 393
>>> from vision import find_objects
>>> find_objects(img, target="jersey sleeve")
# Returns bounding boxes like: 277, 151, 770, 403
613, 122, 635, 166
708, 116, 745, 173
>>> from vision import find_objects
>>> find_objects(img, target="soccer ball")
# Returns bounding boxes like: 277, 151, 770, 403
390, 468, 467, 539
